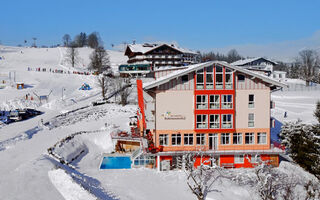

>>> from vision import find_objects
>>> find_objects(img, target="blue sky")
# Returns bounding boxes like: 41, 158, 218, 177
1, 0, 320, 58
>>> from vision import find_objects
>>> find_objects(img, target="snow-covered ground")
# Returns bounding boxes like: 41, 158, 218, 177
271, 80, 320, 124
0, 46, 319, 200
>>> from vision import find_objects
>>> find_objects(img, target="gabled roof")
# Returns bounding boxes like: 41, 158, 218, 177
125, 43, 197, 56
231, 57, 277, 66
143, 61, 287, 90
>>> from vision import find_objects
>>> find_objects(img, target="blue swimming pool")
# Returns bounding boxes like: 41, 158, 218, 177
100, 156, 132, 169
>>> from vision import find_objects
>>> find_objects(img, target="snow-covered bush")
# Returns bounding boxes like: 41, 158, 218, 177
183, 152, 232, 200
279, 120, 320, 179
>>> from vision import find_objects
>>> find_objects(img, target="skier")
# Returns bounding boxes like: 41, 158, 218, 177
284, 111, 287, 118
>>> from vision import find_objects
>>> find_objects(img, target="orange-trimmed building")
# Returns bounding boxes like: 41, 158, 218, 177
136, 61, 286, 169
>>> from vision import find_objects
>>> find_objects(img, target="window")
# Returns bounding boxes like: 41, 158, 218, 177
234, 155, 244, 163
238, 74, 245, 82
222, 114, 233, 128
209, 95, 220, 109
181, 75, 189, 84
249, 94, 254, 108
196, 69, 204, 89
215, 65, 223, 89
196, 95, 208, 109
184, 134, 193, 145
196, 114, 207, 129
196, 134, 205, 145
245, 133, 254, 144
222, 95, 233, 109
159, 134, 168, 146
134, 155, 155, 166
225, 68, 233, 89
209, 114, 219, 129
257, 132, 267, 144
172, 134, 181, 146
206, 66, 214, 89
248, 113, 254, 127
233, 133, 242, 144
221, 133, 230, 145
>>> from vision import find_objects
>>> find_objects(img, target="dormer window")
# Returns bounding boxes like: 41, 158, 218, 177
196, 69, 204, 89
215, 66, 223, 89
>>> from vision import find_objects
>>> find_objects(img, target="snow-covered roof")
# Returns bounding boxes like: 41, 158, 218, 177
143, 61, 287, 90
231, 57, 277, 66
126, 43, 197, 55
152, 66, 188, 72
273, 71, 287, 74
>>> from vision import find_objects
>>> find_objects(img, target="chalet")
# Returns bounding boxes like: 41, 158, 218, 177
124, 43, 199, 67
136, 61, 287, 169
231, 57, 277, 76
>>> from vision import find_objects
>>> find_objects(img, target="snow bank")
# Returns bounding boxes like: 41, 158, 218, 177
48, 168, 96, 200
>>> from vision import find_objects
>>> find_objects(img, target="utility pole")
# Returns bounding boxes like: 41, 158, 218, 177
32, 37, 37, 47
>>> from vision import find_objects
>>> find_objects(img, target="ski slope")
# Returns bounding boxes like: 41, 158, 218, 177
271, 82, 320, 124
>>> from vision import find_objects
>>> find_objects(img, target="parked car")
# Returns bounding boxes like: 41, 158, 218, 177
8, 110, 21, 121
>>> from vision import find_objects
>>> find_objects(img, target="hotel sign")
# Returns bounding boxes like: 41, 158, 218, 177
161, 111, 186, 120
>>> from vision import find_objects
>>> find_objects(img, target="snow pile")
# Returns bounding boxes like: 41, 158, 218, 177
48, 168, 96, 200
53, 134, 88, 164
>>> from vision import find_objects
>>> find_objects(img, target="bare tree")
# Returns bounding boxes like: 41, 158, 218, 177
184, 152, 230, 200
97, 74, 110, 99
252, 161, 297, 200
89, 47, 110, 74
297, 49, 319, 86
87, 32, 101, 49
66, 44, 79, 68
114, 77, 132, 106
281, 178, 298, 200
304, 180, 320, 200
227, 49, 242, 63
62, 34, 71, 47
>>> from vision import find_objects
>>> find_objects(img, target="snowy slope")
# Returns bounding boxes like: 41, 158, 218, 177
0, 45, 127, 111
271, 80, 320, 124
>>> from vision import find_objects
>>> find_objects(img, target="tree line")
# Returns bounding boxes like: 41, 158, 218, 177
200, 49, 243, 63
62, 32, 102, 49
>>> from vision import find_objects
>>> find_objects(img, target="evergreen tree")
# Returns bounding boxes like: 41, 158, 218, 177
280, 120, 320, 179
74, 32, 87, 47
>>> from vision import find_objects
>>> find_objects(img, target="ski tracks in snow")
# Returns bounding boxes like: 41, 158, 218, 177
0, 125, 43, 151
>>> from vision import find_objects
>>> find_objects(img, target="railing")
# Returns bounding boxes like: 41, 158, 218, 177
281, 83, 320, 92
131, 147, 143, 160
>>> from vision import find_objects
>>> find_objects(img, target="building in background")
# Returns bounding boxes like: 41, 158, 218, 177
272, 71, 287, 81
119, 43, 199, 77
231, 57, 276, 76
231, 57, 288, 82
125, 43, 199, 67
136, 61, 286, 169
